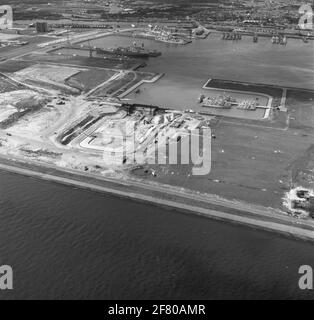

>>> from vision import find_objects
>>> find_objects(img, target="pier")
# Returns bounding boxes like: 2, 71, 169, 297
62, 44, 97, 52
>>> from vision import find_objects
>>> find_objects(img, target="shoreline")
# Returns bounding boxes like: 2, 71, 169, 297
1, 155, 314, 242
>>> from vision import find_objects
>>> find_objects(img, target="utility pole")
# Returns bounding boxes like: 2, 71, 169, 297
88, 40, 93, 58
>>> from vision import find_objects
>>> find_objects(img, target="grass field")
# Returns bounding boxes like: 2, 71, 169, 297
130, 84, 314, 210
132, 119, 314, 209
0, 60, 35, 73
0, 75, 26, 93
65, 69, 117, 93
91, 72, 136, 97
19, 53, 142, 70
286, 89, 314, 130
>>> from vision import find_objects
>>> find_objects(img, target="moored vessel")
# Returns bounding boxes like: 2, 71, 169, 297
96, 43, 161, 58
198, 94, 236, 109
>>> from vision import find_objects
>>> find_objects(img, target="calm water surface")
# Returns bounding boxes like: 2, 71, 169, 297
86, 33, 314, 112
1, 171, 314, 299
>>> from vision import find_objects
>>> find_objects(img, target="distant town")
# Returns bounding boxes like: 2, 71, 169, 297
8, 0, 314, 36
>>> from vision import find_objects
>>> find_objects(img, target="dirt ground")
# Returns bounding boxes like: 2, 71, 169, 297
65, 69, 117, 92
286, 90, 314, 130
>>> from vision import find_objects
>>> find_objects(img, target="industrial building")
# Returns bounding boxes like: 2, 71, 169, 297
36, 22, 49, 33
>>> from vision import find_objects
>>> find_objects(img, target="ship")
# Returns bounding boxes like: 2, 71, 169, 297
136, 25, 191, 45
155, 34, 190, 45
198, 94, 236, 109
96, 43, 161, 58
237, 99, 258, 110
199, 94, 260, 111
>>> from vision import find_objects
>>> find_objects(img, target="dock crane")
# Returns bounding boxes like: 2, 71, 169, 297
87, 40, 93, 58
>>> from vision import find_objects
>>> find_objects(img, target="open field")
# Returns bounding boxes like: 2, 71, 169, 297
0, 35, 56, 59
65, 69, 117, 93
15, 64, 84, 84
286, 90, 314, 130
0, 60, 35, 73
18, 52, 144, 70
1, 61, 157, 98
126, 82, 314, 212
0, 89, 50, 129
12, 64, 83, 95
290, 145, 314, 188
0, 74, 26, 93
0, 33, 23, 41
90, 71, 157, 98
133, 119, 314, 209
96, 72, 136, 97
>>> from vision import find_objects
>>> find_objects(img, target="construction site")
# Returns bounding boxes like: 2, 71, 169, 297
0, 58, 212, 177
